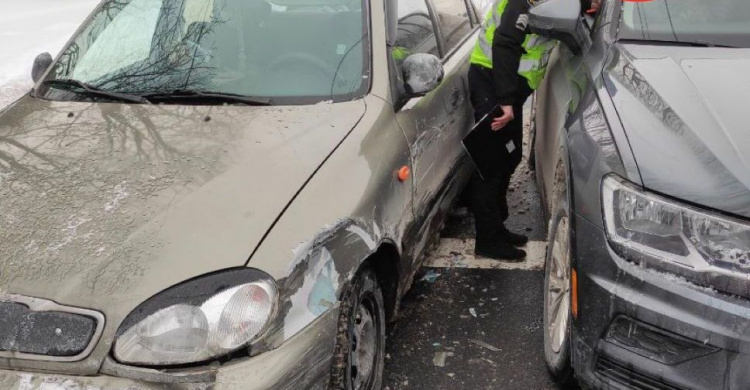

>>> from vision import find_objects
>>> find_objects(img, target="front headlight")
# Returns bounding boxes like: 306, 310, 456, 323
602, 175, 750, 275
113, 269, 278, 366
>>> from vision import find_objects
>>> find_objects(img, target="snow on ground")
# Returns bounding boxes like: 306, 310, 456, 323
0, 0, 100, 109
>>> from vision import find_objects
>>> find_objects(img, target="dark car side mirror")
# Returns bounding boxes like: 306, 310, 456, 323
32, 52, 53, 83
402, 53, 444, 97
528, 0, 585, 55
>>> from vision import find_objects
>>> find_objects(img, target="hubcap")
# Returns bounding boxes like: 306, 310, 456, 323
547, 216, 571, 354
351, 298, 377, 390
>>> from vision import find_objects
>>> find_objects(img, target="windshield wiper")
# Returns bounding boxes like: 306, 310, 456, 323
143, 90, 272, 106
40, 79, 149, 104
621, 39, 738, 48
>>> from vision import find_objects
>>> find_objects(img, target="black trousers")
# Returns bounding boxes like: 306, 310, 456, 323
468, 65, 531, 242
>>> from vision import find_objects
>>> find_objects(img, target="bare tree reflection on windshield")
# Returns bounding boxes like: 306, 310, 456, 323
48, 0, 225, 99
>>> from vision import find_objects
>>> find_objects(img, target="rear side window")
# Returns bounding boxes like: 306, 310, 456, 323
432, 0, 472, 54
394, 0, 440, 58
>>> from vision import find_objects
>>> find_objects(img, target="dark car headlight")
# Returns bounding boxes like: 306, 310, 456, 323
602, 175, 750, 275
113, 269, 278, 366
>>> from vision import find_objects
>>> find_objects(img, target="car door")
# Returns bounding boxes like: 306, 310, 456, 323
393, 0, 475, 220
535, 6, 597, 211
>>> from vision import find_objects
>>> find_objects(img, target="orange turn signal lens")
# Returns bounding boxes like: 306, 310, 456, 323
398, 166, 411, 182
571, 269, 579, 319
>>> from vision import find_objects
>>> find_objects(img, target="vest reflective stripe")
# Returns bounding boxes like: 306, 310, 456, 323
470, 0, 508, 69
518, 36, 556, 89
470, 1, 555, 90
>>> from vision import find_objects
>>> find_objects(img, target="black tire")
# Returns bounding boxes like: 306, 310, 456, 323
330, 268, 385, 390
543, 202, 578, 389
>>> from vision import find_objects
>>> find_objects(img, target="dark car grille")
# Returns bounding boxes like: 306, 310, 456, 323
0, 301, 97, 358
596, 355, 686, 390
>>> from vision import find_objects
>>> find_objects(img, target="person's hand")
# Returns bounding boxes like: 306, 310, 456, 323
586, 0, 601, 14
491, 105, 514, 131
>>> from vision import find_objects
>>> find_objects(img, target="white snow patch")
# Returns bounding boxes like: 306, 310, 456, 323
17, 373, 34, 390
104, 181, 130, 212
0, 1, 99, 109
24, 240, 39, 255
46, 215, 92, 253
424, 238, 547, 271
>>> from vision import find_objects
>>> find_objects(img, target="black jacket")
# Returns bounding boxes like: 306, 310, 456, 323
492, 0, 593, 105
491, 0, 532, 107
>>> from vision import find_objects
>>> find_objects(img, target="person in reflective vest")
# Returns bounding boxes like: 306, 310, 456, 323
468, 0, 600, 261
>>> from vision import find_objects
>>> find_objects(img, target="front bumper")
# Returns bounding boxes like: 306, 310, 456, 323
571, 213, 750, 390
0, 307, 338, 390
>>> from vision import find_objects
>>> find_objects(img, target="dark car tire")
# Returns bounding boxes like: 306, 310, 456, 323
330, 268, 385, 390
543, 201, 578, 389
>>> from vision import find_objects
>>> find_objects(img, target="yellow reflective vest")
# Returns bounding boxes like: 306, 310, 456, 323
470, 0, 556, 90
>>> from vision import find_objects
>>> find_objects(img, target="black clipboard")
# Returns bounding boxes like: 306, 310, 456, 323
462, 105, 508, 181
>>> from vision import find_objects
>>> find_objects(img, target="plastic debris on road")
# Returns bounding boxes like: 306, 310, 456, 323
421, 270, 442, 283
469, 339, 501, 352
469, 308, 477, 318
433, 352, 448, 367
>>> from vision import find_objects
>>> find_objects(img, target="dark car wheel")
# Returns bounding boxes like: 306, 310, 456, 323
543, 201, 577, 388
330, 268, 385, 390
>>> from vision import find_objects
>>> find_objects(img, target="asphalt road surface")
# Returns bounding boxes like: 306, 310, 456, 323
383, 116, 573, 390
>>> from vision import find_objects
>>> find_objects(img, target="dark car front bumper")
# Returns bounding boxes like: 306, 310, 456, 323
571, 213, 750, 390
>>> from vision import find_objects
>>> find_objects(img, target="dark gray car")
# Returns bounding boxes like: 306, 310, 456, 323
530, 0, 750, 389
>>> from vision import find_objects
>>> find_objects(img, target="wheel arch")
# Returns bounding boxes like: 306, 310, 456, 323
362, 241, 401, 322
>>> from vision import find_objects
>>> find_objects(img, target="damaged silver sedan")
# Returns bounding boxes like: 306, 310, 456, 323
0, 0, 480, 388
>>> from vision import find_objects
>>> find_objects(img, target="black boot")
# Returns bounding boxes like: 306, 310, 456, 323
475, 239, 527, 262
499, 225, 529, 247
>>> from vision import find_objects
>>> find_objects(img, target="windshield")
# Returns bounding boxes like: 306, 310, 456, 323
40, 0, 369, 104
618, 0, 750, 48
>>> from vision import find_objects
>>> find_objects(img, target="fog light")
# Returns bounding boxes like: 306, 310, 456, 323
604, 316, 719, 365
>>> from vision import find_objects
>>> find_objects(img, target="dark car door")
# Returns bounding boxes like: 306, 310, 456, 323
535, 6, 600, 211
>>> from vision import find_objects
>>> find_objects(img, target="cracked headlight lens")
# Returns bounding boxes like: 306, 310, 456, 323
602, 175, 750, 274
114, 269, 277, 366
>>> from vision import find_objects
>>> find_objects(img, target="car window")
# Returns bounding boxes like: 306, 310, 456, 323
432, 0, 472, 54
45, 0, 369, 104
68, 0, 162, 82
618, 0, 750, 48
394, 0, 440, 59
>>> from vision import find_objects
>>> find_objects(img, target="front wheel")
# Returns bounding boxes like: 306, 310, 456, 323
543, 204, 577, 388
330, 268, 385, 390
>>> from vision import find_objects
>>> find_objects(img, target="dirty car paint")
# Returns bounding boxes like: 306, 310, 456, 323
0, 96, 365, 374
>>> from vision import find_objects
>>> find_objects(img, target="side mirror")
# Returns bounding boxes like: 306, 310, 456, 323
31, 52, 53, 83
402, 53, 444, 97
528, 0, 584, 55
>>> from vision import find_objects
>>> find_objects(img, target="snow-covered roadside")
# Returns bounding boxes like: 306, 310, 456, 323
0, 0, 100, 109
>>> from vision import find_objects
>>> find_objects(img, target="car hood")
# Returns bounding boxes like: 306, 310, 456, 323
603, 44, 750, 218
0, 97, 365, 311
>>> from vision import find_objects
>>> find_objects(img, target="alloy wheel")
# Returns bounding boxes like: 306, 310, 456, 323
547, 216, 571, 354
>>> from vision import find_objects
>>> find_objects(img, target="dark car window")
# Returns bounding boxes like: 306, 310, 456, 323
42, 0, 370, 104
618, 0, 750, 48
394, 0, 440, 59
432, 0, 473, 55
